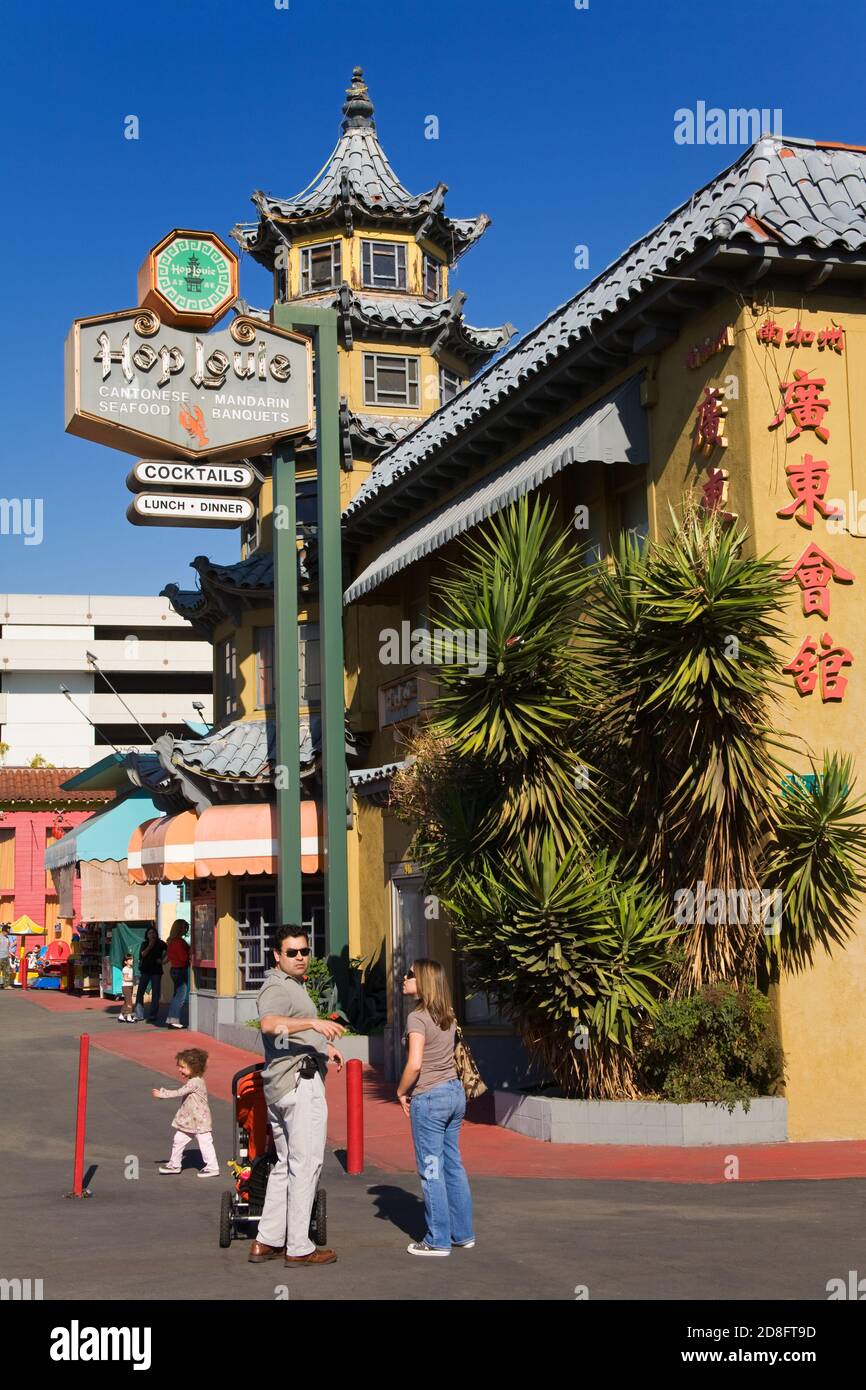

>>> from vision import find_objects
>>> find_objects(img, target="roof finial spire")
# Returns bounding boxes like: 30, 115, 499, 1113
342, 66, 375, 131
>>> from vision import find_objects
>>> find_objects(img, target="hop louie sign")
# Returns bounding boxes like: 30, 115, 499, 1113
65, 307, 312, 463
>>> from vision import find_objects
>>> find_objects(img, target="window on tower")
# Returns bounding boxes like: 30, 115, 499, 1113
361, 240, 407, 290
423, 254, 442, 300
300, 240, 342, 294
363, 353, 420, 408
439, 366, 462, 405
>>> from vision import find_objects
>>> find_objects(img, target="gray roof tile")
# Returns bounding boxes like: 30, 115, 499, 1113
344, 135, 866, 528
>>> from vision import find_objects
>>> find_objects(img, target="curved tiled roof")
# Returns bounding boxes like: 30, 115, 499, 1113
343, 136, 866, 525
0, 768, 114, 804
232, 69, 489, 265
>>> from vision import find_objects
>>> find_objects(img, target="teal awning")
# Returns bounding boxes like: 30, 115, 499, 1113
45, 792, 161, 870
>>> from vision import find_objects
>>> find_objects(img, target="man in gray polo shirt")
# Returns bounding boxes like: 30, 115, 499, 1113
249, 923, 345, 1267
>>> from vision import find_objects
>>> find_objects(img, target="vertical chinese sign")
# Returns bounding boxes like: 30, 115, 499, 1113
757, 314, 856, 703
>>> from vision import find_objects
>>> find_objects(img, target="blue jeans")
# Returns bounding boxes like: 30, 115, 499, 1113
166, 967, 188, 1022
135, 973, 162, 1020
410, 1078, 474, 1249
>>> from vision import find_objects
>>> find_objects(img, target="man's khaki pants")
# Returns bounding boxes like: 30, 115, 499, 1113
258, 1070, 327, 1257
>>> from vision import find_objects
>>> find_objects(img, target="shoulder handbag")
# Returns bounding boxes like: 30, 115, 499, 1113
454, 1025, 487, 1100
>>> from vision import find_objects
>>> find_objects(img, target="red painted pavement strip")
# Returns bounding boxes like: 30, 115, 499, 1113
21, 994, 866, 1183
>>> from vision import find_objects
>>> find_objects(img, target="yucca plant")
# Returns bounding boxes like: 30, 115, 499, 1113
391, 492, 866, 1097
445, 837, 677, 1097
761, 754, 866, 973
582, 505, 792, 988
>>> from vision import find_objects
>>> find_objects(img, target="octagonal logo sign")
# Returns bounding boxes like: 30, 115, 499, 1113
65, 309, 313, 463
138, 229, 238, 330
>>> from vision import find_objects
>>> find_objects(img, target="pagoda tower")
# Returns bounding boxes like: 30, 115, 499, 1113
232, 66, 513, 500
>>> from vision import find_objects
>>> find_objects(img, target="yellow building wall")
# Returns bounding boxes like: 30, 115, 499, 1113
651, 296, 866, 1140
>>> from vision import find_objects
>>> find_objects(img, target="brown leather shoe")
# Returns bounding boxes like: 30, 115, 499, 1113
248, 1241, 286, 1264
284, 1248, 337, 1266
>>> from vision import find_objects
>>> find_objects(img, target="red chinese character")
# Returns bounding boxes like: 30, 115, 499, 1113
779, 542, 855, 620
783, 633, 853, 701
785, 322, 815, 347
769, 369, 830, 444
817, 325, 845, 354
757, 317, 783, 346
693, 386, 728, 455
776, 455, 838, 527
700, 467, 728, 510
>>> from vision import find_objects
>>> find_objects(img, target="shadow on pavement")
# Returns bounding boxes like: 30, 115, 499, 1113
367, 1183, 425, 1239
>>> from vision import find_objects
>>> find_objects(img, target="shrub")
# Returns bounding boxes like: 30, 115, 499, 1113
636, 981, 784, 1111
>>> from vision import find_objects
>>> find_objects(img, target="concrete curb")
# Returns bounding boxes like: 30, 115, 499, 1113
494, 1091, 788, 1145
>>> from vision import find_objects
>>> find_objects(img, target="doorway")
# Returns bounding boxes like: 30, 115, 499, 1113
389, 868, 428, 1080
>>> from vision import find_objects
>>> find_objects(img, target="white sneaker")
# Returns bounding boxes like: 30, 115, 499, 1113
407, 1241, 450, 1257
158, 1166, 182, 1175
453, 1239, 476, 1249
197, 1168, 220, 1178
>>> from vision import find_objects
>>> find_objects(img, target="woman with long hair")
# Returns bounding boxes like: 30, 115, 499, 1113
135, 925, 166, 1023
397, 958, 475, 1257
164, 918, 191, 1030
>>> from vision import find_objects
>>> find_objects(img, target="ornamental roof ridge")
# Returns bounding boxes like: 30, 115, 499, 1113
343, 134, 866, 526
231, 70, 490, 265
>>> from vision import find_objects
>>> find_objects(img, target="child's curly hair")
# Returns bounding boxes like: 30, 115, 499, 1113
176, 1048, 208, 1076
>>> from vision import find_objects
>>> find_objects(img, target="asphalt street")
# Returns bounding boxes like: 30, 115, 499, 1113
2, 992, 865, 1302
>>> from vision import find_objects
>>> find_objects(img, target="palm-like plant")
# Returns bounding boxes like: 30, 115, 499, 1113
762, 754, 866, 972
582, 506, 792, 988
391, 493, 866, 1096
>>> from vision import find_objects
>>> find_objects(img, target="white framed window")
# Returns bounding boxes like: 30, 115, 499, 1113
439, 366, 462, 405
300, 240, 342, 294
361, 240, 407, 290
218, 637, 238, 720
363, 353, 420, 408
423, 253, 442, 299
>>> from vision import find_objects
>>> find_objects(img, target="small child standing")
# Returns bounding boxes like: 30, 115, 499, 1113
119, 953, 136, 1022
152, 1048, 219, 1177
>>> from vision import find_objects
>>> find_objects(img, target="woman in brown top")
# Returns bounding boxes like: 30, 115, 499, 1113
397, 958, 475, 1257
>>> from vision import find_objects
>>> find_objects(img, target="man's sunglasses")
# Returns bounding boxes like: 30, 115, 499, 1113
282, 947, 311, 958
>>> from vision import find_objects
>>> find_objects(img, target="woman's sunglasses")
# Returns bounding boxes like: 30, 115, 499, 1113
283, 947, 312, 958
403, 969, 415, 980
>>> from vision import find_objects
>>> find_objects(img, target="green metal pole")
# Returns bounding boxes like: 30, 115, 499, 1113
274, 304, 348, 966
273, 439, 302, 925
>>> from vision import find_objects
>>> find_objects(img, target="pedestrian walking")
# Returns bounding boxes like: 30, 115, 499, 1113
397, 959, 475, 1257
153, 1048, 219, 1177
250, 924, 345, 1267
118, 953, 137, 1022
135, 925, 166, 1022
0, 924, 13, 989
164, 919, 190, 1029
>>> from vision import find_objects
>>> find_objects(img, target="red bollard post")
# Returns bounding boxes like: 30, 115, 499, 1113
18, 954, 28, 990
66, 1033, 92, 1198
346, 1058, 364, 1175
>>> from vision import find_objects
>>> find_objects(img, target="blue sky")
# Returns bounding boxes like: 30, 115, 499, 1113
0, 0, 862, 595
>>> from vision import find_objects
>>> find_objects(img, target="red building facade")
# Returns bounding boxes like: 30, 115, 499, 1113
0, 769, 112, 931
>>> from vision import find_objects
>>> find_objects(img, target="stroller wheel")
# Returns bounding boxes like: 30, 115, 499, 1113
219, 1189, 233, 1248
309, 1188, 327, 1247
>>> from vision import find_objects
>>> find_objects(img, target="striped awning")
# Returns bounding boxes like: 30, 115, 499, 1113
344, 374, 648, 604
128, 802, 323, 882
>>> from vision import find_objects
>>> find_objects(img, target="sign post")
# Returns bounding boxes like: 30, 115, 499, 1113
274, 302, 348, 967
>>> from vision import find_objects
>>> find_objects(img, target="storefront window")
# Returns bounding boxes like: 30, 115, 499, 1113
192, 893, 216, 991
238, 878, 325, 992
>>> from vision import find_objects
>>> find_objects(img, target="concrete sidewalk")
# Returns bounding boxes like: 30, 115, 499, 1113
20, 986, 866, 1183
2, 991, 866, 1301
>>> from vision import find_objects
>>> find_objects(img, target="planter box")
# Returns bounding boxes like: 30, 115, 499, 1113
494, 1091, 787, 1145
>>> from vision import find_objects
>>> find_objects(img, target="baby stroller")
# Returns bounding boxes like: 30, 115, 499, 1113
219, 1062, 327, 1249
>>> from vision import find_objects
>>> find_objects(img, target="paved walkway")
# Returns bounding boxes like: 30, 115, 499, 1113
19, 986, 866, 1183
5, 988, 866, 1303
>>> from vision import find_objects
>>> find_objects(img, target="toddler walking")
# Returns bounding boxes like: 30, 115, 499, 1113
152, 1048, 219, 1177
119, 953, 137, 1022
